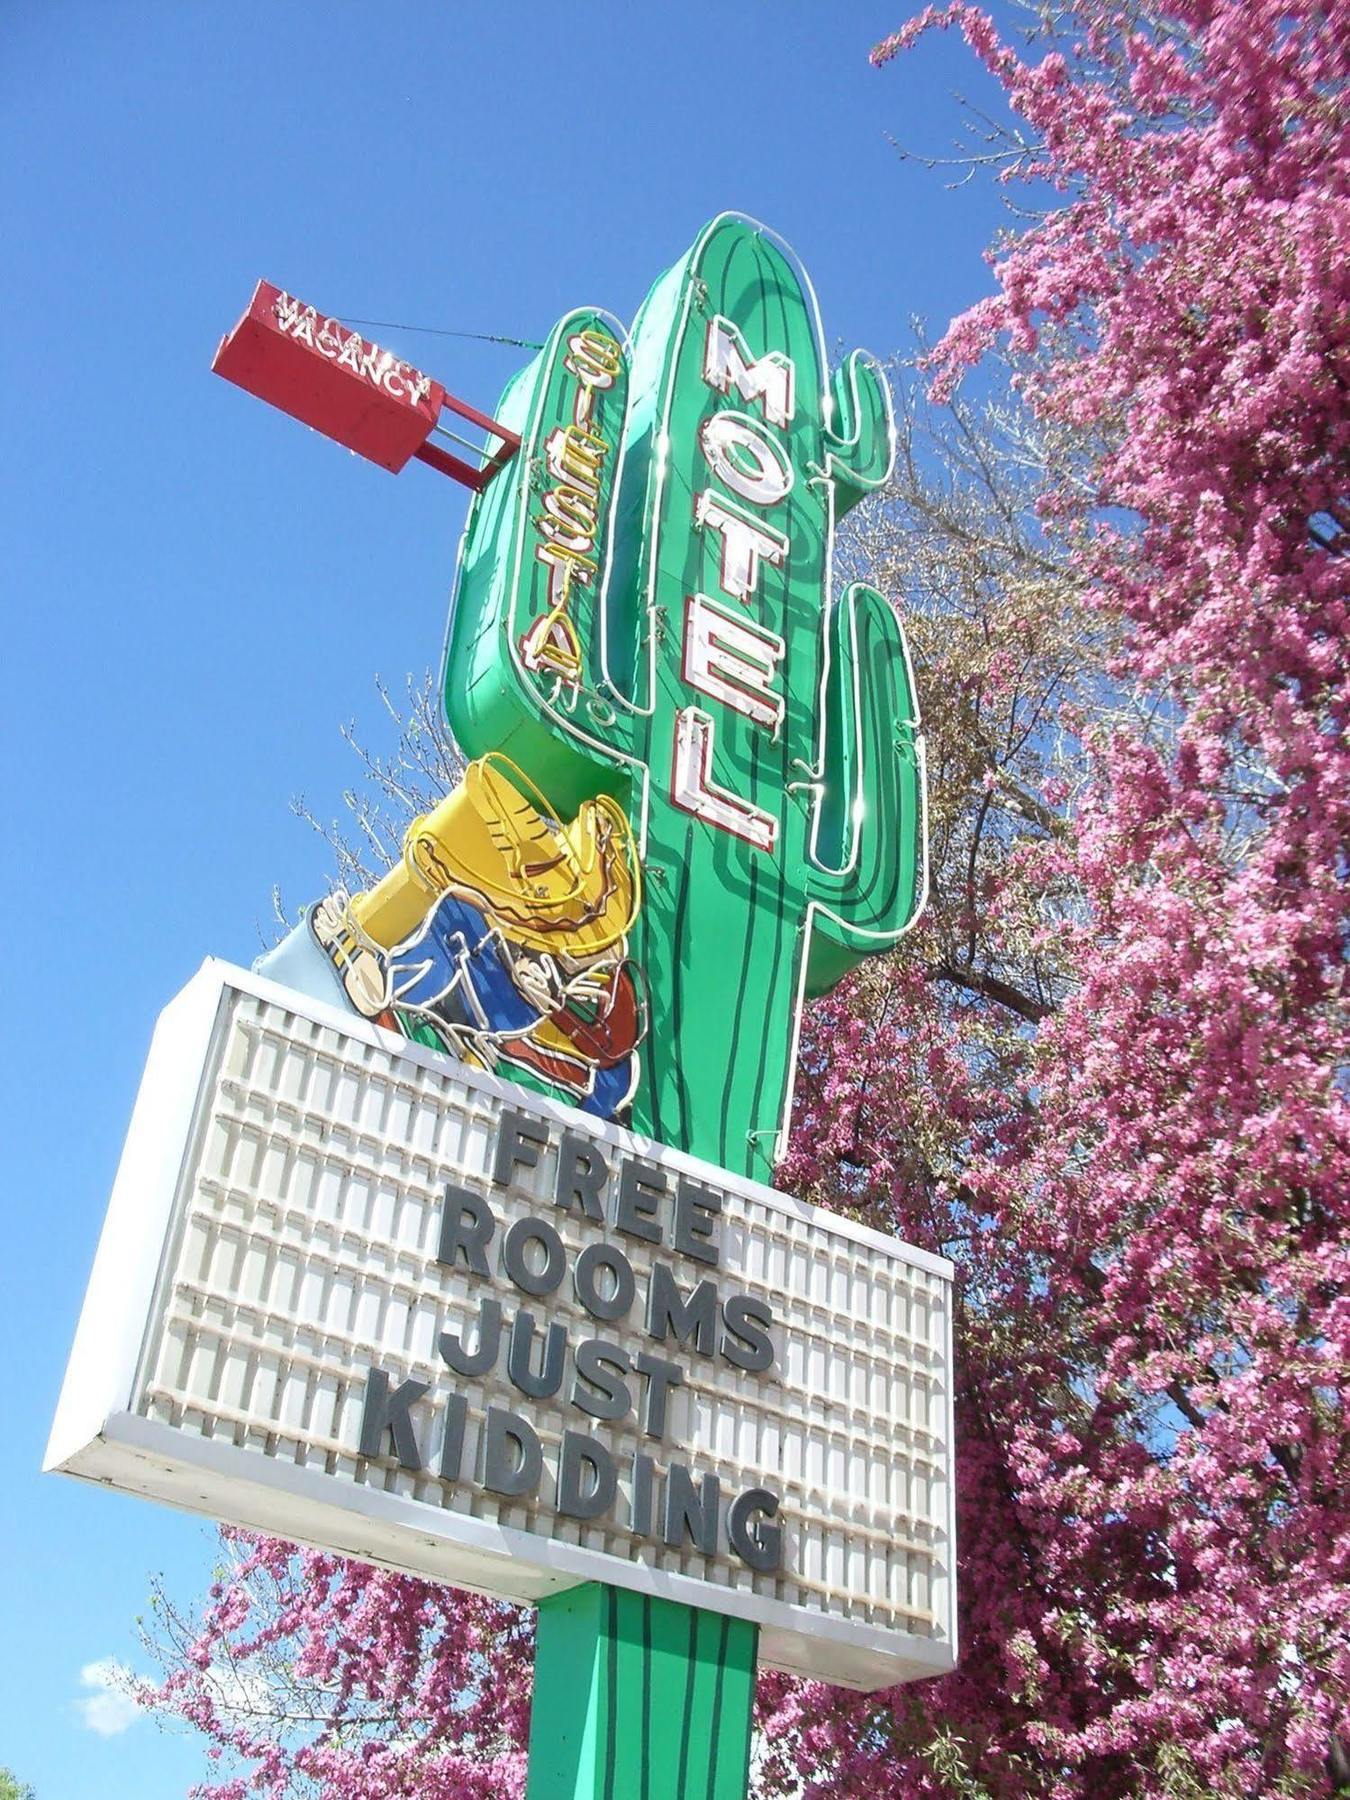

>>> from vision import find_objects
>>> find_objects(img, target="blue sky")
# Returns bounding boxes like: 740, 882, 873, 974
2, 3, 1011, 1792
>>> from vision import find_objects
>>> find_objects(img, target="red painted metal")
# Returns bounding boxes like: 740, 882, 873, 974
419, 391, 521, 493
212, 281, 519, 487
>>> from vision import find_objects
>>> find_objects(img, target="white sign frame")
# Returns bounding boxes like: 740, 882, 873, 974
47, 961, 956, 1692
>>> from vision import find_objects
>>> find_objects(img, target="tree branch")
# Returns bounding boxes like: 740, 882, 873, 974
931, 958, 1055, 1022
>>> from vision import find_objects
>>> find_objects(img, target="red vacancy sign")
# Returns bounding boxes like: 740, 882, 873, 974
213, 282, 447, 473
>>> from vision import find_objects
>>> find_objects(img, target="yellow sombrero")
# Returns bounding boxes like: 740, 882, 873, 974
350, 754, 640, 957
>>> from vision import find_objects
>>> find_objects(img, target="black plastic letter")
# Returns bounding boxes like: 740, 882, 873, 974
481, 1406, 543, 1497
646, 1262, 718, 1358
507, 1310, 568, 1399
556, 1430, 618, 1522
555, 1130, 608, 1222
502, 1215, 567, 1297
359, 1368, 428, 1470
570, 1339, 633, 1422
436, 1184, 495, 1277
438, 1296, 503, 1377
673, 1178, 722, 1266
720, 1293, 775, 1373
574, 1241, 636, 1323
631, 1452, 655, 1538
634, 1350, 684, 1438
438, 1393, 468, 1482
727, 1486, 782, 1571
492, 1107, 549, 1188
662, 1464, 720, 1556
615, 1158, 666, 1245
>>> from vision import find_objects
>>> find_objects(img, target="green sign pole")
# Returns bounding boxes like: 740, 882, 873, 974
528, 1588, 757, 1800
436, 215, 925, 1799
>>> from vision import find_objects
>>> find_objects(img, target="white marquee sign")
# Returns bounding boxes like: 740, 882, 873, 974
47, 963, 956, 1690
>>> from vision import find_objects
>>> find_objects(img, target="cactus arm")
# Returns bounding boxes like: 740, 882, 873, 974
822, 351, 895, 516
803, 582, 927, 996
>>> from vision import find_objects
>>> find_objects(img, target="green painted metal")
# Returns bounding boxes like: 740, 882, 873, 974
444, 212, 926, 1178
526, 1583, 758, 1800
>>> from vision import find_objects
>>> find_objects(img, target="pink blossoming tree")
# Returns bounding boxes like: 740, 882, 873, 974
759, 2, 1349, 1793
143, 2, 1349, 1794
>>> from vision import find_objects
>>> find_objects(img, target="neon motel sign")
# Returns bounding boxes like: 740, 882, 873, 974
48, 216, 951, 1703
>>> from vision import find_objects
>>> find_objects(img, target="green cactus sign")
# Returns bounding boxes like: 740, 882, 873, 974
263, 214, 926, 1181
443, 213, 926, 1174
